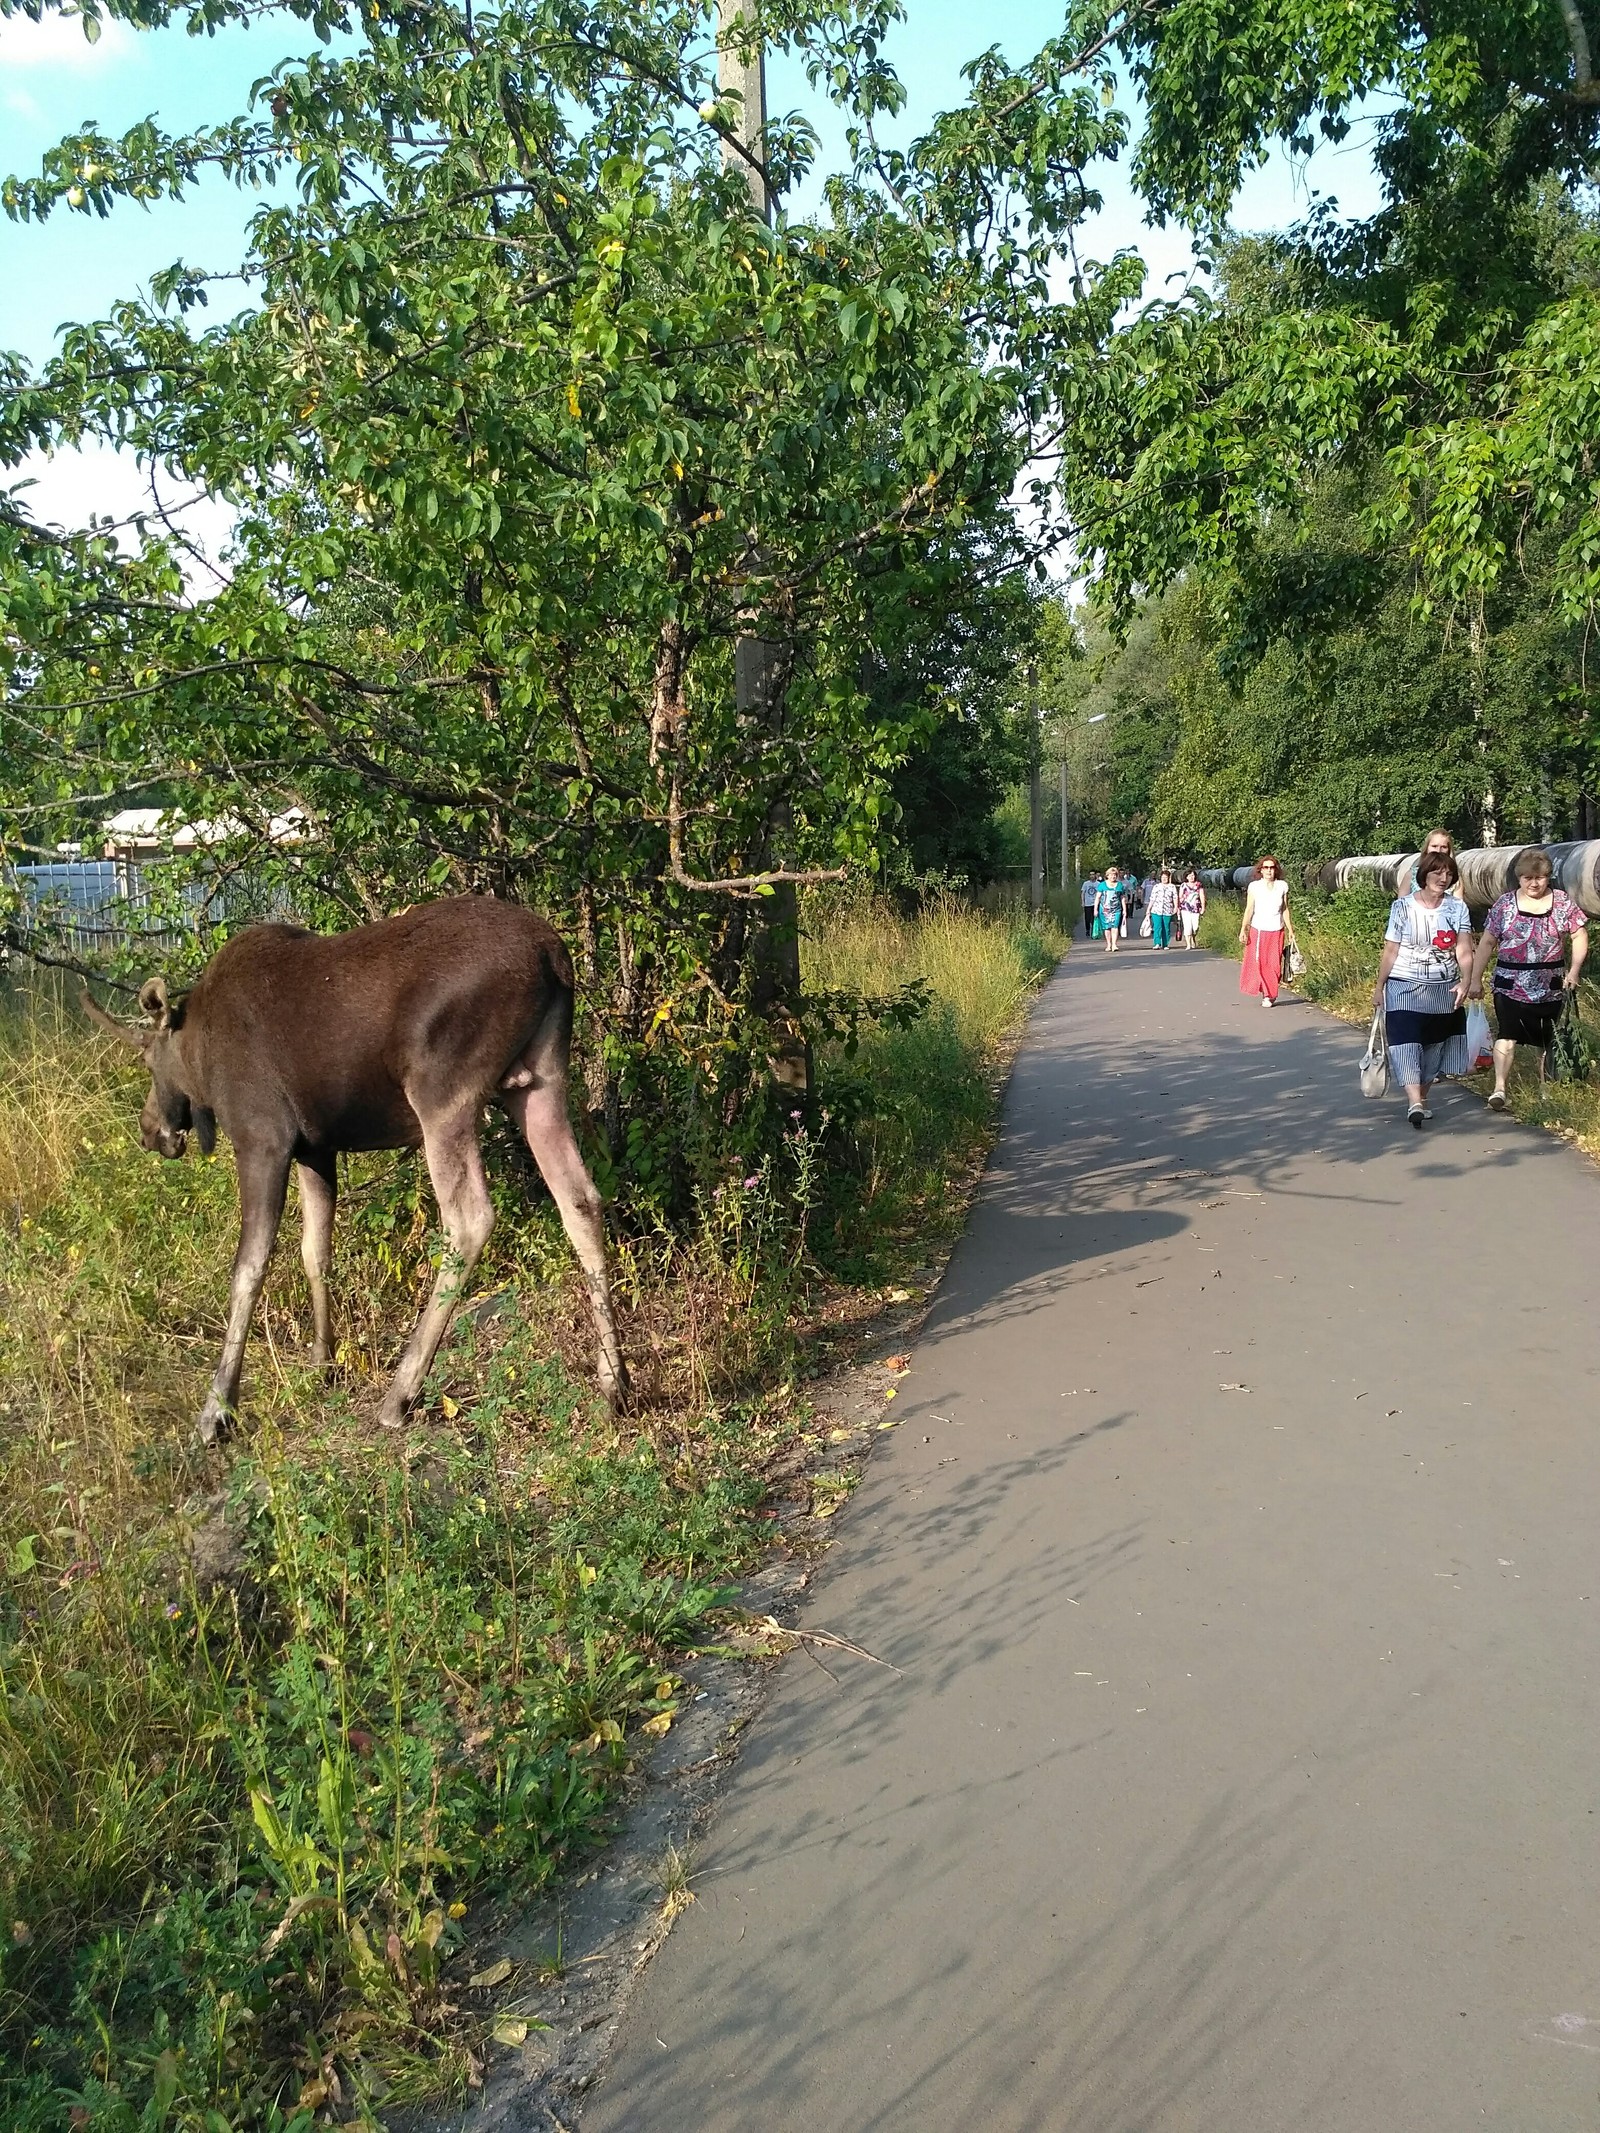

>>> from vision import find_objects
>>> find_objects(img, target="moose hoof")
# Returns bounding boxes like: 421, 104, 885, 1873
194, 1395, 234, 1448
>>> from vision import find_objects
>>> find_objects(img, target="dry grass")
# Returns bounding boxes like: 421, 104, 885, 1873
804, 889, 1069, 1054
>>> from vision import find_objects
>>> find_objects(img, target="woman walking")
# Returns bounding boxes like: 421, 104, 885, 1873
1095, 866, 1127, 953
1147, 867, 1179, 949
1080, 870, 1101, 939
1467, 847, 1589, 1108
1373, 849, 1474, 1128
1239, 857, 1298, 1006
1178, 868, 1206, 948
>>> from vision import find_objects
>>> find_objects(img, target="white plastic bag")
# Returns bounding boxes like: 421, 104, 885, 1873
1139, 912, 1153, 938
1359, 1008, 1389, 1100
1465, 1001, 1493, 1072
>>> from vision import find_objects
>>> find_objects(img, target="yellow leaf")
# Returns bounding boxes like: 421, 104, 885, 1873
440, 1394, 459, 1418
491, 2015, 529, 2047
470, 1958, 514, 1989
639, 1710, 672, 1736
566, 380, 581, 418
654, 1677, 675, 1701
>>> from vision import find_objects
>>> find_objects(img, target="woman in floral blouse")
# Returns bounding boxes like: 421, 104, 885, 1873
1467, 848, 1589, 1108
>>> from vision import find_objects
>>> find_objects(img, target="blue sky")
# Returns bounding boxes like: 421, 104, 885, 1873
1, 1, 1385, 530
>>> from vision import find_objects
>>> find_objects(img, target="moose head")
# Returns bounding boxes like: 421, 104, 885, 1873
82, 979, 216, 1159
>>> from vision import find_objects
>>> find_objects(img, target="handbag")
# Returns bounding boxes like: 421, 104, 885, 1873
1288, 945, 1306, 977
1359, 1007, 1389, 1099
1549, 989, 1594, 1084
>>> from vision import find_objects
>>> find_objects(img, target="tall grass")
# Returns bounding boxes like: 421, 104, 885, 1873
805, 891, 1063, 1054
0, 896, 1062, 2130
803, 893, 1067, 1275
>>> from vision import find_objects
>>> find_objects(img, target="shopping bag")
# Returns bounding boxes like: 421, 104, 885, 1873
1139, 912, 1153, 938
1464, 1002, 1493, 1072
1549, 991, 1595, 1084
1358, 1008, 1389, 1099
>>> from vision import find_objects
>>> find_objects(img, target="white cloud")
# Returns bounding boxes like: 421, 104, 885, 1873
0, 9, 133, 69
4, 86, 43, 118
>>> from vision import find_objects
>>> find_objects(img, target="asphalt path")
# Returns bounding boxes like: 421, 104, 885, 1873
584, 944, 1600, 2132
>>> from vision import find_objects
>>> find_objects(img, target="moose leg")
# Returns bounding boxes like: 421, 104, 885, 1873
297, 1153, 338, 1367
197, 1144, 291, 1445
378, 1110, 494, 1430
504, 1083, 628, 1409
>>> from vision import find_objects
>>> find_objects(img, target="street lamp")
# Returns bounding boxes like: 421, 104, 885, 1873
1057, 712, 1107, 893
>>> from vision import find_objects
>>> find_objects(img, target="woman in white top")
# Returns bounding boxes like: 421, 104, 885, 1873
1372, 848, 1474, 1128
1238, 855, 1297, 1006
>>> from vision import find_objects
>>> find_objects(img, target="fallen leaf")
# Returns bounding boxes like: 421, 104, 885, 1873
884, 1354, 911, 1372
638, 1710, 672, 1736
877, 1417, 900, 1430
491, 2015, 528, 2048
470, 1958, 514, 1990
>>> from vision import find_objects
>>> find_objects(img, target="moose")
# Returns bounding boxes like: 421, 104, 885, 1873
83, 896, 627, 1441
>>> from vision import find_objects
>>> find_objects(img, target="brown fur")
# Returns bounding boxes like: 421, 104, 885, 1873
83, 896, 627, 1442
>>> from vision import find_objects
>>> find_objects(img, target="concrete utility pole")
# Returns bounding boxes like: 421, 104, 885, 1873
716, 0, 805, 1078
717, 0, 769, 219
1059, 758, 1070, 893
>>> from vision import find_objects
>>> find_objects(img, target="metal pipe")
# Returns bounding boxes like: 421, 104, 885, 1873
1301, 841, 1600, 915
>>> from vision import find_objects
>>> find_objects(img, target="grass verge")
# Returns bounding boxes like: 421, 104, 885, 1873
0, 894, 1065, 2132
1196, 885, 1600, 1157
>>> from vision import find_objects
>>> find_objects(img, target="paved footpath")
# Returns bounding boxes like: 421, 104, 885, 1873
585, 947, 1600, 2133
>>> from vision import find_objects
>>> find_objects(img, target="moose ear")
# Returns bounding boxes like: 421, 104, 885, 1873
81, 990, 149, 1052
138, 977, 175, 1029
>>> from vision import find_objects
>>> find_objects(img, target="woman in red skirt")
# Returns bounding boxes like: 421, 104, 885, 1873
1239, 856, 1298, 1006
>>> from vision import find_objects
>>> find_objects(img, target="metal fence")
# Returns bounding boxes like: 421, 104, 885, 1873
5, 858, 298, 961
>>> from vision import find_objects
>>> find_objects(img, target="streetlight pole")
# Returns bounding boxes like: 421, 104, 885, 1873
1027, 664, 1044, 916
1059, 757, 1070, 893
